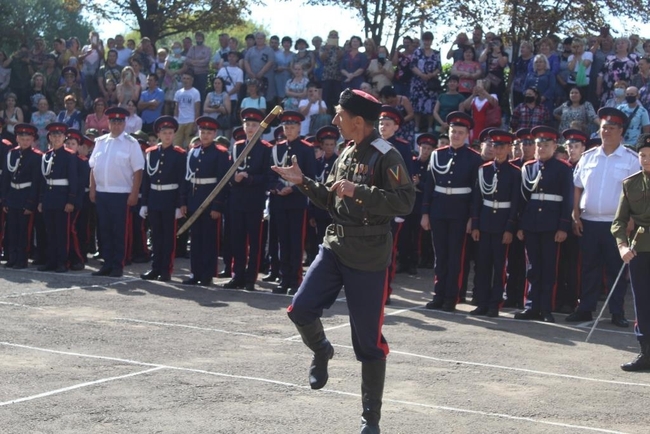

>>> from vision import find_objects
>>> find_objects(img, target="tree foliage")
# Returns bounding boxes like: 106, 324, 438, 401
84, 0, 252, 45
0, 0, 93, 52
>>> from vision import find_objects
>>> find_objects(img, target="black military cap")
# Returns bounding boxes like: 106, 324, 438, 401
378, 105, 403, 126
279, 110, 305, 125
338, 88, 382, 121
154, 115, 179, 133
488, 129, 516, 146
14, 123, 38, 138
531, 125, 560, 142
316, 125, 340, 142
65, 128, 83, 143
598, 107, 628, 127
562, 128, 588, 144
479, 127, 495, 143
446, 111, 474, 130
232, 126, 246, 142
416, 133, 437, 148
196, 116, 219, 131
636, 133, 650, 150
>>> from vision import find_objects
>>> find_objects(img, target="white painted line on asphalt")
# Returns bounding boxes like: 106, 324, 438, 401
0, 342, 630, 434
0, 366, 164, 407
0, 301, 44, 310
113, 318, 273, 340
1, 277, 140, 299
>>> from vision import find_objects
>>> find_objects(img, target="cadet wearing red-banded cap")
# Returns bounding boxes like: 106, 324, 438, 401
379, 105, 404, 127
232, 126, 246, 142
412, 133, 436, 269
64, 128, 91, 271
316, 125, 340, 143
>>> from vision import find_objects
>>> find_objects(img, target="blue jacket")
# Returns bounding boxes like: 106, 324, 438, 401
471, 160, 521, 234
40, 146, 78, 211
183, 143, 230, 213
229, 139, 271, 212
269, 138, 316, 210
142, 144, 186, 211
2, 146, 42, 211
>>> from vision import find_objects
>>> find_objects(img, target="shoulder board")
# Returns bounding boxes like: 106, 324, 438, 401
411, 155, 418, 161
96, 133, 110, 141
467, 147, 481, 155
434, 145, 450, 152
77, 154, 88, 161
623, 147, 638, 156
370, 138, 393, 155
623, 170, 643, 182
11, 146, 19, 151
480, 161, 492, 168
507, 161, 521, 170
557, 159, 572, 168
582, 147, 597, 155
124, 135, 138, 144
234, 139, 246, 146
173, 145, 186, 154
145, 145, 158, 153
278, 139, 289, 146
63, 147, 75, 154
32, 148, 43, 155
300, 139, 313, 147
260, 140, 273, 148
395, 137, 409, 145
216, 144, 229, 153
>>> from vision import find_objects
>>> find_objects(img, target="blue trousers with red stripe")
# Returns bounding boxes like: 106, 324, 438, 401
524, 230, 560, 313
43, 209, 71, 269
231, 208, 264, 284
288, 246, 389, 363
629, 252, 650, 343
276, 208, 306, 288
149, 209, 176, 275
95, 192, 129, 271
6, 208, 33, 267
474, 232, 509, 309
431, 218, 467, 304
189, 211, 220, 282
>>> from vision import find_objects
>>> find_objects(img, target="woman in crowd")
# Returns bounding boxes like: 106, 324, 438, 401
1, 93, 24, 135
553, 86, 599, 133
28, 72, 48, 117
30, 97, 56, 151
603, 80, 628, 108
291, 39, 314, 78
55, 67, 83, 113
566, 38, 593, 97
391, 36, 416, 98
597, 37, 639, 106
66, 37, 81, 67
379, 85, 416, 144
529, 38, 560, 77
366, 45, 394, 97
78, 31, 104, 101
103, 78, 118, 107
41, 53, 61, 107
298, 82, 327, 136
364, 38, 378, 60
510, 87, 551, 131
450, 46, 482, 98
163, 41, 187, 116
204, 76, 231, 135
56, 95, 83, 130
84, 97, 109, 132
433, 75, 465, 134
274, 36, 294, 104
240, 78, 266, 114
479, 37, 508, 113
124, 99, 142, 134
284, 64, 309, 111
339, 36, 368, 90
511, 41, 534, 107
130, 57, 147, 86
409, 31, 441, 133
524, 54, 557, 114
460, 79, 500, 143
631, 57, 650, 112
117, 66, 140, 108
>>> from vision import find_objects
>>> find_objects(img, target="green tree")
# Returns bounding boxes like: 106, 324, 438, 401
85, 0, 251, 45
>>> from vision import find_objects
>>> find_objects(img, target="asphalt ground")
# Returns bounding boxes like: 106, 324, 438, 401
0, 257, 647, 434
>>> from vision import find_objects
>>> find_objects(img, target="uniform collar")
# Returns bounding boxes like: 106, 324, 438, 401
594, 144, 625, 158
354, 130, 380, 150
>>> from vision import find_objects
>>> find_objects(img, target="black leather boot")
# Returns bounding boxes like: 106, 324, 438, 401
295, 320, 334, 389
621, 341, 650, 372
359, 360, 386, 434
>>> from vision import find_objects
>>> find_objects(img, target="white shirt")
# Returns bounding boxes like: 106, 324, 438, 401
89, 132, 145, 193
124, 114, 143, 134
174, 87, 201, 124
567, 51, 593, 84
573, 144, 639, 221
115, 47, 133, 67
216, 66, 243, 101
298, 99, 327, 136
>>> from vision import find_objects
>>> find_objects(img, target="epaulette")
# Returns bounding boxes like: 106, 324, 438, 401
370, 138, 393, 154
145, 145, 158, 153
582, 147, 597, 156
623, 146, 638, 156
411, 155, 418, 161
434, 145, 450, 152
2, 139, 13, 146
124, 134, 138, 144
173, 145, 186, 154
278, 139, 289, 146
467, 146, 481, 155
395, 137, 409, 145
480, 160, 492, 168
96, 133, 110, 141
77, 154, 88, 161
32, 148, 43, 155
623, 170, 643, 182
557, 158, 572, 168
260, 139, 273, 148
507, 161, 521, 170
234, 139, 246, 146
300, 139, 313, 147
216, 144, 229, 153
64, 147, 75, 154
11, 146, 19, 151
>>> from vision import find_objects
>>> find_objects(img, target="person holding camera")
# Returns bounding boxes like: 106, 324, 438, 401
409, 31, 441, 133
366, 45, 394, 96
446, 33, 470, 63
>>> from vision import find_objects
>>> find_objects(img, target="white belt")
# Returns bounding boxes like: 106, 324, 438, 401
435, 186, 472, 195
483, 200, 511, 209
151, 183, 179, 191
530, 193, 563, 202
46, 179, 69, 186
84, 187, 90, 192
10, 182, 32, 190
191, 177, 217, 185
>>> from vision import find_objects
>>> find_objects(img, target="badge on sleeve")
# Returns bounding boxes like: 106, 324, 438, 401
387, 164, 410, 187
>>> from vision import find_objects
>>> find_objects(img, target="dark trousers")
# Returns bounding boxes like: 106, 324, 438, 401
76, 198, 91, 261
231, 208, 264, 284
556, 231, 581, 310
95, 192, 129, 271
431, 218, 468, 304
32, 211, 47, 262
43, 209, 71, 268
474, 232, 509, 309
506, 237, 527, 306
387, 220, 403, 295
322, 79, 341, 114
6, 208, 33, 266
629, 252, 650, 343
460, 235, 478, 301
524, 231, 561, 313
578, 220, 627, 315
221, 211, 233, 273
267, 214, 280, 276
398, 213, 420, 267
128, 207, 149, 261
68, 210, 84, 266
418, 228, 434, 266
189, 212, 220, 282
276, 208, 307, 288
149, 209, 176, 275
288, 246, 389, 362
194, 73, 208, 108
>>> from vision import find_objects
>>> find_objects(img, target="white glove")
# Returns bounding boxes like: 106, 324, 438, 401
139, 206, 148, 219
175, 208, 183, 219
394, 217, 405, 224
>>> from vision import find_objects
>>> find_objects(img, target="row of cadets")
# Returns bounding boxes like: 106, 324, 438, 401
469, 130, 521, 317
37, 122, 78, 272
421, 112, 483, 312
222, 108, 272, 291
514, 126, 574, 323
140, 116, 187, 282
1, 124, 42, 269
181, 116, 230, 286
268, 110, 316, 295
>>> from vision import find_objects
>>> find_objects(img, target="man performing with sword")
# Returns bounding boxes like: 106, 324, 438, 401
272, 89, 414, 434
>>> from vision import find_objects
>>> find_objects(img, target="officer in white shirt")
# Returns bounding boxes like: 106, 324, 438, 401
568, 107, 640, 327
89, 106, 145, 277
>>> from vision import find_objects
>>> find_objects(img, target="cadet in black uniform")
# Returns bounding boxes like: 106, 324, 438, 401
38, 122, 78, 272
272, 89, 415, 434
469, 130, 521, 317
181, 116, 230, 286
64, 128, 90, 270
140, 116, 186, 282
421, 112, 483, 312
515, 126, 574, 323
413, 134, 436, 270
2, 124, 42, 269
222, 108, 271, 291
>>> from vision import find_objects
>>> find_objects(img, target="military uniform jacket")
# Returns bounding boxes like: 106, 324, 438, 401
142, 144, 186, 211
296, 131, 415, 271
309, 153, 338, 221
412, 156, 429, 215
40, 146, 78, 211
75, 154, 90, 210
183, 143, 230, 213
2, 146, 42, 211
269, 138, 316, 210
471, 160, 521, 234
421, 145, 483, 220
612, 171, 650, 252
519, 157, 573, 233
229, 139, 271, 212
388, 136, 414, 176
0, 140, 13, 184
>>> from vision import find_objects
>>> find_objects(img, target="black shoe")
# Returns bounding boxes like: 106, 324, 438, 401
407, 265, 418, 275
31, 258, 46, 266
309, 343, 334, 390
360, 421, 380, 434
55, 265, 68, 273
109, 268, 123, 278
175, 250, 189, 259
384, 296, 391, 306
470, 307, 488, 316
612, 314, 629, 328
272, 286, 288, 295
131, 255, 150, 264
470, 297, 479, 306
182, 276, 201, 285
565, 310, 593, 322
541, 312, 555, 323
222, 279, 245, 289
158, 273, 171, 282
244, 282, 256, 291
395, 263, 408, 274
4, 262, 16, 269
287, 287, 298, 296
198, 278, 212, 287
69, 263, 85, 271
217, 270, 232, 278
13, 263, 27, 269
38, 265, 56, 272
514, 309, 541, 320
92, 252, 102, 259
92, 266, 112, 276
141, 270, 160, 280
502, 299, 521, 308
486, 308, 499, 317
621, 342, 650, 371
425, 299, 443, 310
442, 300, 456, 312
262, 273, 279, 282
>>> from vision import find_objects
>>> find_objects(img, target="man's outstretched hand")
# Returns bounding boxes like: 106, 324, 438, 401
271, 155, 304, 185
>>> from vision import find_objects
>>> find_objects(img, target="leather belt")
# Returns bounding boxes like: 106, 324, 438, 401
191, 177, 218, 185
530, 193, 563, 202
434, 186, 471, 195
483, 200, 511, 209
10, 182, 32, 190
46, 179, 69, 186
151, 183, 179, 191
328, 223, 391, 238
